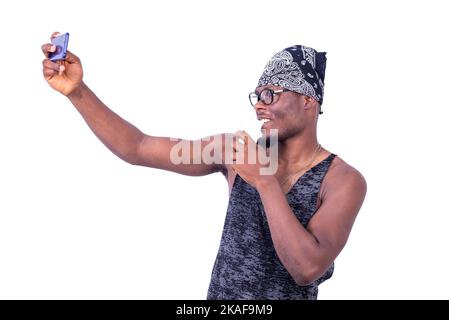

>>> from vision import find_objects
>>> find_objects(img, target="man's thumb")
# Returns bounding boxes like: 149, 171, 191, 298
235, 130, 254, 145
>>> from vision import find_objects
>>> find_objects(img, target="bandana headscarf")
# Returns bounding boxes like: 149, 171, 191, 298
257, 45, 327, 106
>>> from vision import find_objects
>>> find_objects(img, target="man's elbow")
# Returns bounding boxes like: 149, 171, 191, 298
117, 150, 141, 166
293, 274, 316, 287
291, 265, 323, 286
127, 157, 141, 166
124, 139, 145, 166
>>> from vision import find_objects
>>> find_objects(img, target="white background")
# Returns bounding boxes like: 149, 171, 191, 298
0, 0, 448, 299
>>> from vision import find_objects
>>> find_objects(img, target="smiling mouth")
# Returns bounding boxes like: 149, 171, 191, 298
261, 118, 272, 129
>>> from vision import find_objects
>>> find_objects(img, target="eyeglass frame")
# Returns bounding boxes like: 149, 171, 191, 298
248, 88, 291, 107
248, 88, 323, 114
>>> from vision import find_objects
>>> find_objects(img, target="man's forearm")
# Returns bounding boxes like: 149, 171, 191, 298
67, 82, 143, 164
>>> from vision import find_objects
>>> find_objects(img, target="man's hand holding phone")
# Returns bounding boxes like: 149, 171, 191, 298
41, 32, 84, 97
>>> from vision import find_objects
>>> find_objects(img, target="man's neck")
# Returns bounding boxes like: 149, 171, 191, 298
277, 130, 320, 167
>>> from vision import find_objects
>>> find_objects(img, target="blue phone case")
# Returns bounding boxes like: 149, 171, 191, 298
49, 32, 69, 61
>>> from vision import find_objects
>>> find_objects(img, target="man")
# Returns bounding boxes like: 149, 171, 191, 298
41, 32, 366, 299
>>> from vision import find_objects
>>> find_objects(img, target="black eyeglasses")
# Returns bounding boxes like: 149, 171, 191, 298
248, 88, 290, 107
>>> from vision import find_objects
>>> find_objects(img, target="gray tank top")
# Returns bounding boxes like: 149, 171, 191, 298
207, 153, 337, 300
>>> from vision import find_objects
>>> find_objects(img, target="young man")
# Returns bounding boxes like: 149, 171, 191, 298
41, 32, 366, 299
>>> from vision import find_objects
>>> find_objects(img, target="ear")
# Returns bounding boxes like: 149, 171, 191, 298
303, 95, 318, 111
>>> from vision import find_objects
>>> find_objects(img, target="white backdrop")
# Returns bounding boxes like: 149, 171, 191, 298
1, 0, 448, 299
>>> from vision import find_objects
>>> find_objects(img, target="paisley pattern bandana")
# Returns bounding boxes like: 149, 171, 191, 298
257, 45, 327, 105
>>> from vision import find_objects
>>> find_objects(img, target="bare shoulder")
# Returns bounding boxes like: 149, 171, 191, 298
307, 155, 367, 259
321, 155, 367, 201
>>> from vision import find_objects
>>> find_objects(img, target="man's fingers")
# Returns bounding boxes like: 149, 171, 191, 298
42, 31, 80, 64
242, 130, 255, 143
41, 43, 56, 58
235, 130, 255, 146
51, 31, 61, 40
235, 131, 246, 145
42, 30, 61, 57
41, 49, 80, 64
43, 67, 57, 78
234, 132, 247, 146
42, 59, 64, 72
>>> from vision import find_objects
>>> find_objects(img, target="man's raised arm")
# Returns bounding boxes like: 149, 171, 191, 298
42, 32, 230, 176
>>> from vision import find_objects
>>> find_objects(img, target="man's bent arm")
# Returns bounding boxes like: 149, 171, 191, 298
255, 166, 367, 285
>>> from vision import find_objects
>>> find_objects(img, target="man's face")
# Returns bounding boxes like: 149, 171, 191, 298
253, 85, 307, 142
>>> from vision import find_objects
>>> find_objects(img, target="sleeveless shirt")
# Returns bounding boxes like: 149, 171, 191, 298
207, 153, 337, 300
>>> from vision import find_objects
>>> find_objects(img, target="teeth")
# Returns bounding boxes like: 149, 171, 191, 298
261, 119, 270, 124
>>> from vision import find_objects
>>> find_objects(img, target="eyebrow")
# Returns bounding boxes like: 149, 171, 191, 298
255, 86, 270, 95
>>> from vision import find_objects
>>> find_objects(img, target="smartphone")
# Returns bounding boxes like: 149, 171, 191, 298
49, 32, 70, 61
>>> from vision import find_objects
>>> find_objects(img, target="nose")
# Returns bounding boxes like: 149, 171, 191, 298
254, 101, 270, 117
254, 102, 273, 120
253, 100, 269, 113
